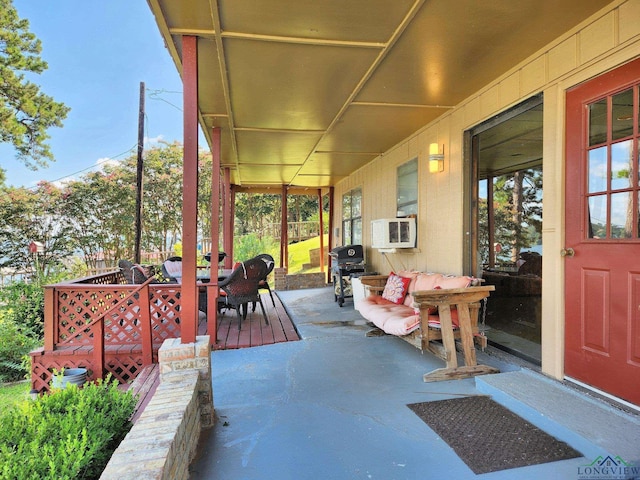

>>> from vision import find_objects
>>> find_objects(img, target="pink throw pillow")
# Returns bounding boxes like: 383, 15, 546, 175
382, 273, 411, 304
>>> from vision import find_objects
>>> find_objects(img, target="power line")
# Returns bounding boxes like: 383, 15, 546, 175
25, 143, 138, 190
147, 88, 183, 112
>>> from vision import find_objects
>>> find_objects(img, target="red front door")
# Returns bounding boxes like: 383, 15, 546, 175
565, 58, 640, 407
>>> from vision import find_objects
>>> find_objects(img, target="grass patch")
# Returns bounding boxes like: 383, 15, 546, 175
0, 381, 31, 412
287, 234, 327, 274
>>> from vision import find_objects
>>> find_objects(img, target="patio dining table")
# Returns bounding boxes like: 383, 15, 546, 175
196, 268, 233, 284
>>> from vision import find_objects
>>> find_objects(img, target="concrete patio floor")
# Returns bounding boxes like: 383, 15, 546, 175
189, 287, 640, 479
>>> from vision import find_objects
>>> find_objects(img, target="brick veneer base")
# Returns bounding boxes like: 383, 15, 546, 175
100, 336, 214, 480
274, 268, 329, 291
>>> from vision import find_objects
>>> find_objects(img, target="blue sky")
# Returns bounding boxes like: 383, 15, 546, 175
1, 1, 197, 188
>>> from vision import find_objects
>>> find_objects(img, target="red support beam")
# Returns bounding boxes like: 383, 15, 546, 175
223, 167, 233, 268
208, 127, 221, 344
43, 287, 55, 351
327, 186, 334, 283
318, 189, 325, 273
92, 315, 105, 380
181, 35, 198, 344
281, 185, 288, 269
139, 283, 153, 365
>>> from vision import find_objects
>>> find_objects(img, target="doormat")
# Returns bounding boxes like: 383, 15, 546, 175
407, 396, 581, 474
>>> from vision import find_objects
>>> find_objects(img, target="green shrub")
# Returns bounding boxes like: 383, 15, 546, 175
233, 233, 278, 262
0, 313, 39, 383
0, 281, 46, 339
0, 375, 137, 480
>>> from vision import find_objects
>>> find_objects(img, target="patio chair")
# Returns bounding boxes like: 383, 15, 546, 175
217, 256, 269, 329
161, 256, 182, 283
253, 253, 276, 309
118, 259, 153, 284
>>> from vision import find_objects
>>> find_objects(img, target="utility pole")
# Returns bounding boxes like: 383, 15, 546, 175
134, 82, 145, 264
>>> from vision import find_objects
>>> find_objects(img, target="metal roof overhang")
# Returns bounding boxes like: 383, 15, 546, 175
146, 0, 611, 189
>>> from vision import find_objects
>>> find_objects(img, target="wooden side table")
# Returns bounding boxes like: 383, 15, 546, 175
413, 286, 499, 382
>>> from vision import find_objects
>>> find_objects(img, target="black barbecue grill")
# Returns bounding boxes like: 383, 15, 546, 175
330, 245, 365, 307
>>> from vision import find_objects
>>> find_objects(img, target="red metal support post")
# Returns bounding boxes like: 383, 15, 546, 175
92, 314, 105, 381
230, 185, 236, 260
43, 287, 55, 351
208, 127, 221, 344
181, 35, 198, 344
223, 168, 233, 268
139, 283, 153, 365
327, 186, 334, 284
318, 189, 325, 273
281, 185, 288, 269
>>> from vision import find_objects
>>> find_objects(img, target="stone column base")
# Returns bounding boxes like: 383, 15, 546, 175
158, 335, 214, 428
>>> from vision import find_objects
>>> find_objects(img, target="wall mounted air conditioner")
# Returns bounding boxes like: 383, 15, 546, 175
371, 218, 416, 249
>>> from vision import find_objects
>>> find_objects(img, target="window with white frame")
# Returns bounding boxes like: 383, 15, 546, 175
397, 158, 418, 217
342, 187, 362, 245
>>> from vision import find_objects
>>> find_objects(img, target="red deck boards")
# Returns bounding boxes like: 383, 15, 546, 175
212, 293, 300, 350
126, 364, 160, 424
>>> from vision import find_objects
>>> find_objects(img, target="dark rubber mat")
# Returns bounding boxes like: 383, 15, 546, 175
408, 395, 582, 474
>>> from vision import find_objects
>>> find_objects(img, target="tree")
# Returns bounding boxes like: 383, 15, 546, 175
136, 142, 184, 253
0, 182, 74, 276
62, 143, 194, 269
0, 0, 69, 168
62, 166, 137, 269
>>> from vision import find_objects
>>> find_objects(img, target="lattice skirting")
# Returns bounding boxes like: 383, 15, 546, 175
30, 348, 149, 393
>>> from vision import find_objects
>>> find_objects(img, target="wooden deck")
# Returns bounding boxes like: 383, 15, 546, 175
31, 270, 300, 393
211, 292, 300, 350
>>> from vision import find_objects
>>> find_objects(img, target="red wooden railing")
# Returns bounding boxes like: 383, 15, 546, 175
31, 270, 188, 393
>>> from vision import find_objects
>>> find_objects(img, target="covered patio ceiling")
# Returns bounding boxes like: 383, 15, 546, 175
147, 0, 611, 189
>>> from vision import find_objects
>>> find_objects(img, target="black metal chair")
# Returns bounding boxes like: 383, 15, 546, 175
217, 256, 269, 328
254, 253, 276, 309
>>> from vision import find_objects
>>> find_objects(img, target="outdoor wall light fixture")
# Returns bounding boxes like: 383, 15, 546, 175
429, 143, 445, 173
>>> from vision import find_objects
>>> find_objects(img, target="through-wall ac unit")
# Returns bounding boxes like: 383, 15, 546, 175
371, 218, 416, 249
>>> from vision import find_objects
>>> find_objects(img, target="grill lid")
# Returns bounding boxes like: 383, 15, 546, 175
330, 244, 364, 263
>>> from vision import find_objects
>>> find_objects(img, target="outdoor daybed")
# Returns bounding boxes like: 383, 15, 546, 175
357, 271, 498, 381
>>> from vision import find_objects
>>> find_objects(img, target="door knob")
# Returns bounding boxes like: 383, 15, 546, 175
560, 247, 575, 257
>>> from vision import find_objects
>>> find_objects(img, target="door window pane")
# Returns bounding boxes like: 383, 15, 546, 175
611, 140, 633, 190
610, 191, 633, 238
589, 99, 607, 146
586, 88, 639, 240
588, 195, 607, 238
588, 147, 607, 193
612, 88, 634, 140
